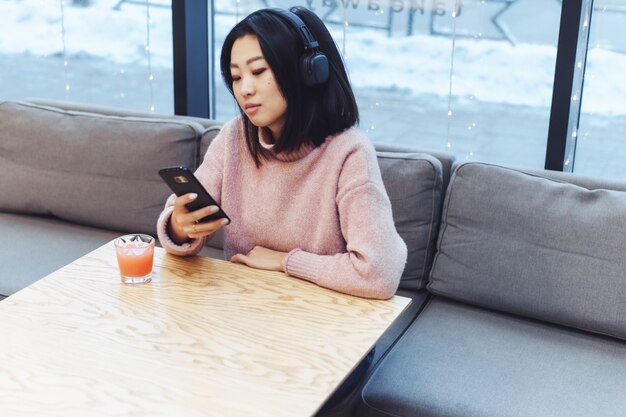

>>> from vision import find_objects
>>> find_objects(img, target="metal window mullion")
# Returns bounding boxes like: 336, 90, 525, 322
172, 0, 211, 118
545, 0, 594, 172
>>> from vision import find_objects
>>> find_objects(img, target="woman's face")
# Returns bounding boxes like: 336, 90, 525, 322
230, 34, 288, 140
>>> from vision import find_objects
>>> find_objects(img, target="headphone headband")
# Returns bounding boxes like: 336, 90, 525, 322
269, 8, 329, 87
270, 8, 319, 52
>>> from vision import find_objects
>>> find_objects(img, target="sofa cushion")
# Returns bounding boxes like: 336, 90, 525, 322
0, 211, 226, 296
0, 100, 205, 236
358, 297, 626, 417
377, 152, 443, 290
25, 98, 223, 166
428, 162, 626, 340
0, 212, 122, 296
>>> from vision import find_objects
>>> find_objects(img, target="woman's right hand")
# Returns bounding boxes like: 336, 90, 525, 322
168, 193, 229, 244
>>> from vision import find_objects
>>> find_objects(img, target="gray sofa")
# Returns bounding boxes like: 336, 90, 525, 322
1, 99, 625, 417
354, 163, 626, 417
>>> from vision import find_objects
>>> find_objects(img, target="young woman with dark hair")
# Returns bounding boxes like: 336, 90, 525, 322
218, 6, 359, 167
157, 6, 407, 300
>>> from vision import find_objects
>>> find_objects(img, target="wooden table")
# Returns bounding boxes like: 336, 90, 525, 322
0, 242, 410, 417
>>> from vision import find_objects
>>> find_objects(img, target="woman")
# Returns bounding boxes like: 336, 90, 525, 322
157, 7, 407, 300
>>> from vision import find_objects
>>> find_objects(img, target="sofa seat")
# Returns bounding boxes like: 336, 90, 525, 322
0, 212, 226, 297
0, 212, 122, 296
358, 297, 626, 417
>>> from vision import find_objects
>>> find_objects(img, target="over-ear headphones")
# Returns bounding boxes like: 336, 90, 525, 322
271, 8, 330, 87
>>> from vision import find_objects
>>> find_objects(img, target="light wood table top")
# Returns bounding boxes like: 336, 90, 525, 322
0, 242, 410, 417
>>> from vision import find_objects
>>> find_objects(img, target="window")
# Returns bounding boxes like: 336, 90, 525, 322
3, 1, 624, 180
213, 0, 561, 170
0, 0, 173, 113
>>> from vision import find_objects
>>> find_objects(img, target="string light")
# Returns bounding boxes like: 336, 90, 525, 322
60, 0, 70, 95
145, 0, 155, 112
342, 5, 348, 57
365, 101, 379, 134
445, 0, 461, 152
565, 2, 592, 172
580, 6, 605, 144
463, 0, 484, 160
444, 0, 482, 159
115, 68, 126, 102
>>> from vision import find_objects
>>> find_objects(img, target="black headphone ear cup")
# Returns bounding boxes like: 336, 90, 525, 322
300, 51, 329, 87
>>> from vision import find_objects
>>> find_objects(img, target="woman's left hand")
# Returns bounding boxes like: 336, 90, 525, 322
230, 246, 288, 272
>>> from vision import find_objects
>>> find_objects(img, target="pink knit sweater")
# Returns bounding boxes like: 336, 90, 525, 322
157, 118, 407, 299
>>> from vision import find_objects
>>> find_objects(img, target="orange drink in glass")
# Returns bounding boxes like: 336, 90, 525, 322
114, 234, 155, 284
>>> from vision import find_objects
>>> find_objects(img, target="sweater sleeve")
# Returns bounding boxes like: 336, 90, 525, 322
156, 120, 231, 256
283, 148, 408, 300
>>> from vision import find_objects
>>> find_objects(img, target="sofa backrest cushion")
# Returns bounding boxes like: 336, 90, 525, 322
0, 100, 206, 236
428, 162, 626, 340
377, 151, 444, 290
25, 98, 222, 161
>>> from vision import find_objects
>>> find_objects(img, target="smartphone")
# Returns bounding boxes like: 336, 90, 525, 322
158, 166, 230, 224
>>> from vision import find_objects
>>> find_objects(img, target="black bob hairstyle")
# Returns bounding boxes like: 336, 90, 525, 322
220, 6, 359, 166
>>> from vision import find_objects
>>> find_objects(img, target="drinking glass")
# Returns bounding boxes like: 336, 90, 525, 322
114, 234, 155, 284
